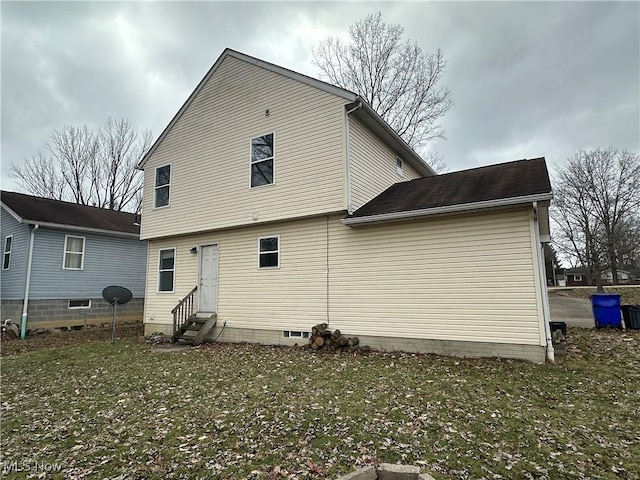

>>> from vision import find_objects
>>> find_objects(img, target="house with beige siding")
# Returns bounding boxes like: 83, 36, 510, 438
138, 48, 555, 363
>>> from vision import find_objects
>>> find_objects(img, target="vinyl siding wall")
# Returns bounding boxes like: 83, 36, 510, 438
144, 216, 329, 333
0, 208, 30, 299
140, 56, 347, 240
28, 228, 147, 299
145, 209, 544, 347
349, 116, 422, 211
329, 209, 544, 346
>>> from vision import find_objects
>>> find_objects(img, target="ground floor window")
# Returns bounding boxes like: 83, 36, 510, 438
3, 235, 12, 270
258, 236, 279, 268
158, 248, 175, 292
63, 235, 85, 270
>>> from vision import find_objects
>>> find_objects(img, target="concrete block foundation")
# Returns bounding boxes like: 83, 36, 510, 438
1, 298, 144, 331
143, 323, 545, 362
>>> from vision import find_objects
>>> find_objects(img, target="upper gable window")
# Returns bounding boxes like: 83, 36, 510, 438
396, 157, 404, 177
251, 133, 274, 188
155, 165, 171, 207
3, 235, 12, 270
63, 235, 85, 270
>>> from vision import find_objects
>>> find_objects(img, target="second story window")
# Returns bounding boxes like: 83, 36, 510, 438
251, 133, 274, 188
63, 235, 85, 270
3, 235, 12, 270
155, 165, 171, 207
396, 157, 404, 176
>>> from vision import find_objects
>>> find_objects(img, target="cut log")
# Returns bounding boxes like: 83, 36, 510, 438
337, 336, 348, 347
312, 336, 325, 349
348, 337, 359, 347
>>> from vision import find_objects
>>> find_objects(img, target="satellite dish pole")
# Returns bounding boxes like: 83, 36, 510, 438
102, 286, 133, 343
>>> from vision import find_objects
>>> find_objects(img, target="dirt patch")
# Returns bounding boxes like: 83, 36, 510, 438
0, 323, 143, 356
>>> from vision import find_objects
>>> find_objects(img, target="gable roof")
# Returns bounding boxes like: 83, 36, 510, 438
344, 158, 552, 226
137, 48, 435, 176
1, 191, 140, 237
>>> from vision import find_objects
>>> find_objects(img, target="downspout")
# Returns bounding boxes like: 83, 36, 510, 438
21, 224, 39, 339
533, 202, 554, 363
344, 101, 362, 215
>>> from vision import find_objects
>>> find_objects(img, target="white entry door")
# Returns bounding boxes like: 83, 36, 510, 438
198, 244, 218, 313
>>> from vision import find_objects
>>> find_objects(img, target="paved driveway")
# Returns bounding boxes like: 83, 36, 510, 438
548, 293, 594, 328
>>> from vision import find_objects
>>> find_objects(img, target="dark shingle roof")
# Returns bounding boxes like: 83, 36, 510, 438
565, 267, 588, 275
351, 157, 552, 218
1, 191, 139, 235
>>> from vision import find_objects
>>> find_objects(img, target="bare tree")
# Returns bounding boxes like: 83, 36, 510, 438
11, 118, 152, 212
551, 148, 640, 290
313, 12, 452, 156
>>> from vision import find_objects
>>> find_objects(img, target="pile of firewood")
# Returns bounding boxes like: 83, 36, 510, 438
308, 323, 371, 353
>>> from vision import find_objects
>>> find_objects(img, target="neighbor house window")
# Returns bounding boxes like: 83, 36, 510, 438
251, 133, 274, 187
68, 299, 91, 309
3, 235, 12, 270
63, 235, 85, 270
158, 248, 175, 292
396, 157, 403, 176
155, 165, 171, 207
574, 274, 582, 282
258, 236, 279, 268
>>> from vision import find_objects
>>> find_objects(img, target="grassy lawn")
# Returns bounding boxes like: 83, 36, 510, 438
1, 327, 639, 479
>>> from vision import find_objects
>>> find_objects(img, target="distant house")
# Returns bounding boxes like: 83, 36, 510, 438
1, 191, 147, 332
136, 48, 556, 363
565, 267, 635, 286
565, 267, 590, 286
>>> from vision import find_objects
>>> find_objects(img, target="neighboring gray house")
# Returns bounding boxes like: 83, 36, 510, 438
1, 191, 147, 333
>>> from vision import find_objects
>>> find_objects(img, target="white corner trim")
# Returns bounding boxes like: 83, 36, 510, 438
342, 192, 554, 226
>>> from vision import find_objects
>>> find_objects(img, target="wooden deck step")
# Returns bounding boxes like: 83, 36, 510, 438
172, 313, 217, 345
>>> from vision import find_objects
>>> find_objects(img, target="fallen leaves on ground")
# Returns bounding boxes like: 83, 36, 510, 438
1, 327, 638, 479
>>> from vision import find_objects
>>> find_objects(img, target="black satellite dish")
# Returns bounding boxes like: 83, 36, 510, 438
102, 286, 133, 343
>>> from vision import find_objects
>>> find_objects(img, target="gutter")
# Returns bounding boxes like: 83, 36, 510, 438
21, 224, 39, 339
533, 201, 554, 363
18, 220, 139, 239
342, 192, 554, 227
344, 101, 363, 215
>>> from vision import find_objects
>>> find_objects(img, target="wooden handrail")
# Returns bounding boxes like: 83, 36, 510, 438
171, 286, 198, 314
172, 286, 198, 337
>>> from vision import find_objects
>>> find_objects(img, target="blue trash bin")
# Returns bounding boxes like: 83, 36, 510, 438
591, 293, 622, 328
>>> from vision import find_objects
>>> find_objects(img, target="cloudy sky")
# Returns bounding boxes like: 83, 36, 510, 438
2, 1, 638, 191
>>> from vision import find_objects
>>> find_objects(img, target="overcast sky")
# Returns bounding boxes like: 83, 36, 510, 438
2, 1, 639, 191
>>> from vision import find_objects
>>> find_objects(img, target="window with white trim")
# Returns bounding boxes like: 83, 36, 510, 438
3, 235, 12, 270
158, 248, 175, 292
63, 235, 85, 270
396, 157, 404, 176
258, 236, 279, 268
251, 133, 274, 187
574, 274, 582, 282
68, 299, 91, 309
283, 330, 309, 339
155, 165, 171, 207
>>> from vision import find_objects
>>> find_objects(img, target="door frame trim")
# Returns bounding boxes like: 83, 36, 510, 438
196, 242, 219, 314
